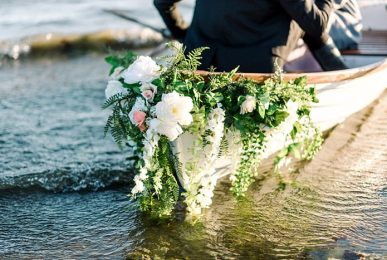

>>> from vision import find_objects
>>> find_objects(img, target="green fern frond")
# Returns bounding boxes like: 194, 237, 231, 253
102, 93, 127, 109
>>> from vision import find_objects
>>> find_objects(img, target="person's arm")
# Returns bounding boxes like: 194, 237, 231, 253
153, 0, 188, 41
278, 0, 335, 41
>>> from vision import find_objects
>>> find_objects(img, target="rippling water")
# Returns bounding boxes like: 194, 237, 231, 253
0, 52, 386, 258
0, 0, 386, 259
0, 55, 133, 191
0, 0, 194, 59
0, 0, 194, 41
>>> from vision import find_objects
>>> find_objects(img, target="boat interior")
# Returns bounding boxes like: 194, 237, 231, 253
194, 3, 387, 85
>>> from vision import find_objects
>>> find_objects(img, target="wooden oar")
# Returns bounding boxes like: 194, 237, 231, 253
103, 9, 171, 57
103, 9, 171, 39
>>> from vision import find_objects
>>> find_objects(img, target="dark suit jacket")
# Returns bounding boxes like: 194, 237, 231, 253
154, 0, 334, 72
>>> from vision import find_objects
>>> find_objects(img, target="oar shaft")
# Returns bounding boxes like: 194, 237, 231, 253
104, 9, 171, 38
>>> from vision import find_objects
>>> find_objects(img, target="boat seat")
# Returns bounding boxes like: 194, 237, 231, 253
341, 30, 387, 56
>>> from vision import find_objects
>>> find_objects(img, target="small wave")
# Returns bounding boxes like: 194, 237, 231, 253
0, 28, 164, 60
0, 165, 133, 192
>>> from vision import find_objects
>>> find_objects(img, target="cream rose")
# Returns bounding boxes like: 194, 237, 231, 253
240, 95, 256, 114
155, 91, 193, 126
122, 56, 161, 84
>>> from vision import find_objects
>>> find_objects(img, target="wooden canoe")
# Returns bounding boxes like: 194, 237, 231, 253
172, 56, 387, 186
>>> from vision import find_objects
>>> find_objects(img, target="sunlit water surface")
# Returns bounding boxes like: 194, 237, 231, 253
0, 55, 386, 259
1, 0, 387, 258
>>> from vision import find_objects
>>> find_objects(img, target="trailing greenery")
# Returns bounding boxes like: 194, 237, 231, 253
138, 137, 180, 218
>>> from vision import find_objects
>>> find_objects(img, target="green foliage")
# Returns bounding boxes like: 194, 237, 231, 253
105, 51, 136, 75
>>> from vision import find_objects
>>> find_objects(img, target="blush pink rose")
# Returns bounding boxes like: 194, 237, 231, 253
133, 110, 147, 132
138, 124, 146, 132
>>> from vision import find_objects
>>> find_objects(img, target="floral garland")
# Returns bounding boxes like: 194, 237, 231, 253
103, 44, 323, 218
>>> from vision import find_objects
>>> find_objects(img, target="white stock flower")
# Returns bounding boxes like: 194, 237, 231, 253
105, 80, 128, 99
122, 56, 161, 84
240, 95, 256, 114
110, 66, 125, 80
155, 91, 193, 126
138, 168, 148, 180
132, 175, 145, 194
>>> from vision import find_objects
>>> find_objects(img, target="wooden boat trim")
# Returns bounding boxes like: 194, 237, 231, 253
195, 58, 387, 84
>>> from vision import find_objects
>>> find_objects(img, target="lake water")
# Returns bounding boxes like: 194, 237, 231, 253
0, 0, 382, 41
0, 0, 195, 41
0, 1, 386, 259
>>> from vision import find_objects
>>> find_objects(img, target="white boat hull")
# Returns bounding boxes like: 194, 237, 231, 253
173, 58, 387, 189
312, 60, 387, 131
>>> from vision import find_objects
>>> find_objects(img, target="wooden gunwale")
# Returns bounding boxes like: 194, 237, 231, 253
195, 58, 387, 84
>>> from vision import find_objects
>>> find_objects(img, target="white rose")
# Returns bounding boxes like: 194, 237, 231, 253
240, 95, 256, 114
155, 91, 193, 126
122, 56, 161, 84
110, 66, 125, 80
105, 80, 128, 99
148, 118, 183, 141
140, 82, 158, 101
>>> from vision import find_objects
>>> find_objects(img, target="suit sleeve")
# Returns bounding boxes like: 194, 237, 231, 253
278, 0, 334, 40
153, 0, 188, 40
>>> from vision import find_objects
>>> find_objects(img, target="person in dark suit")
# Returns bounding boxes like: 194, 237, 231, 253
154, 0, 348, 72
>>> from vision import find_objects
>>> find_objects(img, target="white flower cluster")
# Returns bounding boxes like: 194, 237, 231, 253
131, 129, 160, 195
183, 105, 225, 215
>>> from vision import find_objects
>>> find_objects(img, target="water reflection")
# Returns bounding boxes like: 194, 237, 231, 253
127, 93, 387, 259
